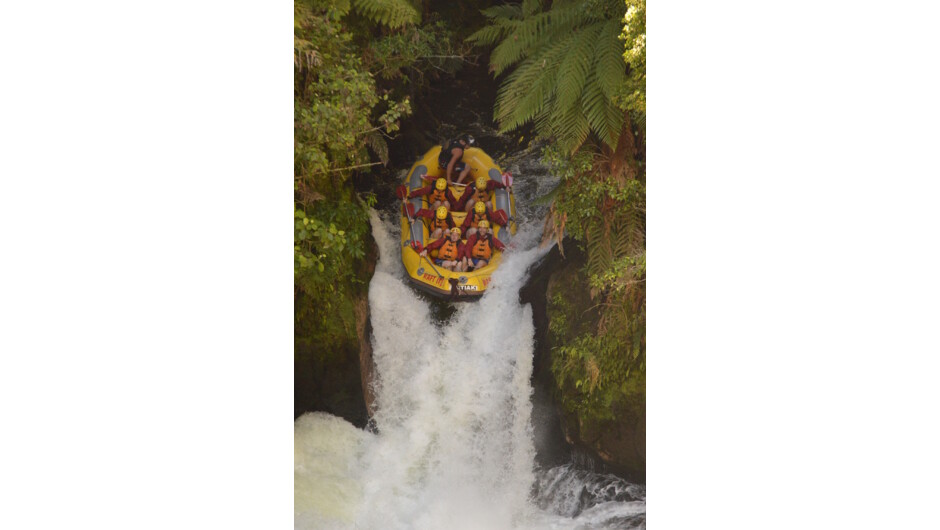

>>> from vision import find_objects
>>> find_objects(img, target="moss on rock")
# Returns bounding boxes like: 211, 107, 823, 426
294, 227, 378, 426
545, 247, 646, 481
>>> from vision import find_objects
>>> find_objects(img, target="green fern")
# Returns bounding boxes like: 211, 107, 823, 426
495, 32, 575, 130
365, 130, 389, 166
521, 0, 543, 16
467, 23, 510, 47
351, 0, 420, 28
554, 25, 601, 113
595, 18, 628, 99
469, 0, 629, 154
480, 3, 523, 20
581, 75, 623, 149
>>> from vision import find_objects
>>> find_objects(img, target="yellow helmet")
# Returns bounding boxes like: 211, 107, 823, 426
475, 176, 487, 189
436, 206, 448, 220
478, 220, 490, 229
435, 178, 447, 191
474, 201, 486, 214
450, 227, 461, 237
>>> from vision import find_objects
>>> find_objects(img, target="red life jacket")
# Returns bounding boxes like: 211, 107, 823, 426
473, 184, 489, 204
472, 236, 492, 260
438, 239, 459, 261
432, 217, 449, 232
429, 189, 447, 204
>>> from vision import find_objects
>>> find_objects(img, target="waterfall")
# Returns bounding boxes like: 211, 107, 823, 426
296, 158, 645, 529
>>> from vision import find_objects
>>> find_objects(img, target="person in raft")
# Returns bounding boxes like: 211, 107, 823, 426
439, 134, 474, 185
406, 177, 458, 210
419, 227, 467, 272
413, 205, 457, 239
460, 200, 506, 237
465, 220, 505, 270
458, 175, 508, 213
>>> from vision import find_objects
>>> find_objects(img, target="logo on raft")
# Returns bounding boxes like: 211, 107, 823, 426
457, 284, 477, 291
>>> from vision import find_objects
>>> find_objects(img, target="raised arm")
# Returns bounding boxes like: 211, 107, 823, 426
407, 184, 431, 199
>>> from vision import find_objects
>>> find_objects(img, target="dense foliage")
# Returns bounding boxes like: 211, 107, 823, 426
294, 0, 484, 354
468, 0, 630, 154
472, 0, 646, 421
294, 1, 390, 353
543, 146, 645, 422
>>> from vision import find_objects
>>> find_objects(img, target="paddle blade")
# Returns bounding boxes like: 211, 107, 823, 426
501, 171, 513, 187
396, 185, 408, 200
493, 209, 509, 226
406, 202, 416, 218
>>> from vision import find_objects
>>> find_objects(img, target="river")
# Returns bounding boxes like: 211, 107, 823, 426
295, 144, 645, 529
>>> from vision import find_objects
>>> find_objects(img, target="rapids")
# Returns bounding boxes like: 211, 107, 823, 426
295, 150, 645, 529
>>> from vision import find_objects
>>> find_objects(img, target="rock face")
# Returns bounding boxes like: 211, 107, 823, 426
354, 292, 376, 418
556, 388, 646, 482
523, 241, 646, 483
294, 232, 378, 427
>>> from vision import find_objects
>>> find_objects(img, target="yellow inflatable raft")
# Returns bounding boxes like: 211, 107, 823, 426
399, 145, 517, 298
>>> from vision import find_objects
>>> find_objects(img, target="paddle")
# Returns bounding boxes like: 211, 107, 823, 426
413, 236, 443, 278
492, 208, 509, 227
421, 175, 468, 187
397, 185, 419, 244
396, 184, 409, 201
404, 202, 420, 244
398, 198, 444, 279
500, 171, 515, 222
421, 254, 445, 278
501, 171, 514, 187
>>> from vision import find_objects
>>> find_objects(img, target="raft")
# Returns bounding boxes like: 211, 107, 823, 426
400, 145, 518, 299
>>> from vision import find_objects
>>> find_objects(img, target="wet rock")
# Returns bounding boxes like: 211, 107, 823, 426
523, 240, 646, 483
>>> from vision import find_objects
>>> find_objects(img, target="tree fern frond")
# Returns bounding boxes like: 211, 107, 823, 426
476, 0, 634, 153
553, 95, 591, 153
595, 18, 628, 100
466, 23, 512, 47
488, 5, 588, 75
582, 78, 623, 150
493, 34, 567, 121
521, 0, 544, 16
365, 130, 389, 165
488, 25, 531, 75
554, 24, 603, 114
481, 3, 523, 20
585, 218, 613, 289
496, 32, 575, 130
352, 0, 420, 28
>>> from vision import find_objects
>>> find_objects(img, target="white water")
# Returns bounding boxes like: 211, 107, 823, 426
295, 156, 645, 529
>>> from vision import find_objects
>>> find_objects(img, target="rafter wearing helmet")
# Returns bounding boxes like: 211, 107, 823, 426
412, 205, 457, 239
405, 178, 457, 210
419, 227, 468, 272
460, 175, 507, 213
461, 200, 504, 237
464, 220, 505, 270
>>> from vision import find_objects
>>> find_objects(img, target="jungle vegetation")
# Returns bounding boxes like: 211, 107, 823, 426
469, 0, 646, 421
294, 0, 646, 425
294, 0, 482, 354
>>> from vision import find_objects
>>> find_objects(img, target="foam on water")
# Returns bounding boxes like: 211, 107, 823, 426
294, 412, 370, 529
296, 161, 644, 529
